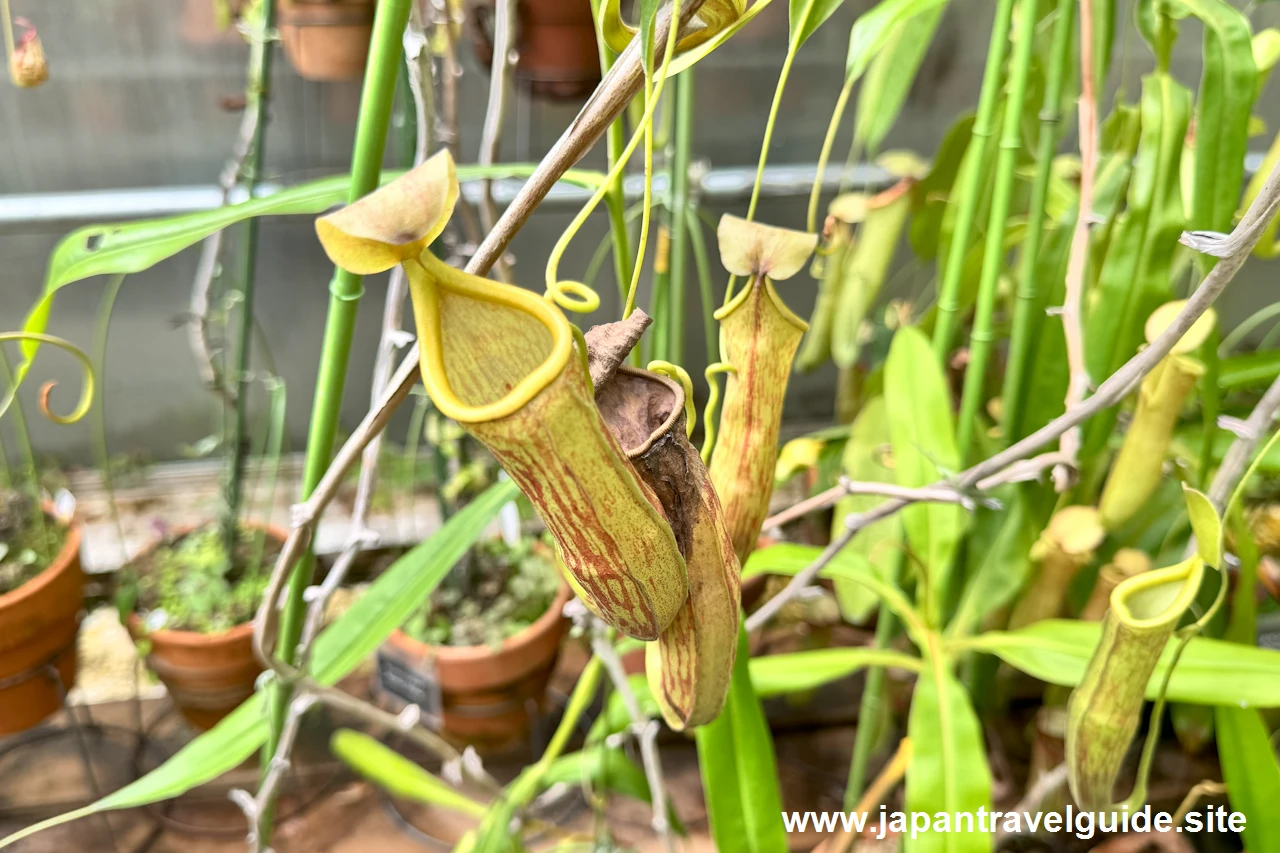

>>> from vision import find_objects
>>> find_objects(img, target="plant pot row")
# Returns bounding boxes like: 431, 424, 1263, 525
0, 515, 574, 747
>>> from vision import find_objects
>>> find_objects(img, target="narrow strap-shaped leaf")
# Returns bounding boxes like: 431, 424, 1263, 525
850, 1, 947, 162
885, 326, 966, 627
966, 619, 1280, 707
1215, 707, 1280, 850
903, 665, 993, 852
1164, 0, 1256, 235
790, 0, 847, 49
16, 165, 602, 380
695, 626, 789, 853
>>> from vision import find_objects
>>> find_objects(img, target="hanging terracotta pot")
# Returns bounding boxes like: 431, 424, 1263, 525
470, 0, 601, 101
0, 516, 83, 736
125, 521, 288, 731
278, 0, 375, 82
379, 584, 571, 748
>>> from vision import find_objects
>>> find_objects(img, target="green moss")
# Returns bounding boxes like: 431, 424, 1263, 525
401, 535, 560, 650
0, 489, 67, 596
124, 523, 280, 634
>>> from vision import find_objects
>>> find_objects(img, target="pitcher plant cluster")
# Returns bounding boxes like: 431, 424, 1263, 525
9, 0, 1280, 851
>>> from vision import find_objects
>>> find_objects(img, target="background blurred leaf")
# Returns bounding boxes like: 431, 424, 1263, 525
903, 667, 992, 852
695, 627, 789, 853
968, 619, 1280, 706
885, 326, 966, 625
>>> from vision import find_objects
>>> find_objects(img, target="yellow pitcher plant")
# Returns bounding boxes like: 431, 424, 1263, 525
708, 214, 818, 560
315, 151, 690, 642
1098, 300, 1217, 530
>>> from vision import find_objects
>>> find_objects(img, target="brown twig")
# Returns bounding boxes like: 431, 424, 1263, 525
1055, 0, 1098, 491
1207, 373, 1280, 511
587, 619, 674, 853
187, 12, 272, 406
762, 477, 999, 531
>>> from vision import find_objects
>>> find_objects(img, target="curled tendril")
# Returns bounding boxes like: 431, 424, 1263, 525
0, 332, 95, 425
700, 362, 737, 463
646, 360, 696, 437
545, 0, 683, 323
544, 279, 601, 314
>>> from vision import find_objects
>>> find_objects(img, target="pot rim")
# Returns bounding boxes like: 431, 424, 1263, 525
124, 518, 288, 642
389, 583, 572, 663
0, 513, 81, 612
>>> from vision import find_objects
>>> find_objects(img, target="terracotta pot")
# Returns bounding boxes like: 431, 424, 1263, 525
0, 517, 83, 735
125, 521, 288, 731
470, 0, 601, 101
278, 0, 375, 82
380, 584, 571, 748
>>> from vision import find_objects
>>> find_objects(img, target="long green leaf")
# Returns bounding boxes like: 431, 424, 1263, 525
17, 165, 603, 377
831, 397, 902, 622
885, 326, 965, 626
1164, 0, 1256, 234
790, 0, 847, 49
845, 0, 949, 83
331, 729, 487, 818
903, 666, 992, 852
967, 619, 1280, 706
750, 647, 923, 698
1215, 707, 1280, 850
1219, 348, 1280, 389
695, 627, 789, 853
0, 480, 517, 849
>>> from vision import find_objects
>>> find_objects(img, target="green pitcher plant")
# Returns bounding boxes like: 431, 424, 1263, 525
708, 214, 818, 561
1067, 487, 1220, 811
315, 151, 691, 642
1009, 506, 1106, 629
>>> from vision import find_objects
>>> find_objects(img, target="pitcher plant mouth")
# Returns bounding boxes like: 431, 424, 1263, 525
315, 151, 691, 642
1108, 557, 1205, 631
408, 251, 576, 425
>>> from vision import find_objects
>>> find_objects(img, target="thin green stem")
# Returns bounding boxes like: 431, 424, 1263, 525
667, 69, 695, 364
590, 0, 636, 309
1001, 0, 1074, 439
538, 655, 603, 771
224, 0, 277, 555
724, 44, 798, 306
91, 274, 129, 559
264, 0, 412, 838
248, 379, 286, 577
930, 0, 1016, 362
0, 348, 47, 558
686, 207, 718, 366
807, 76, 855, 234
623, 0, 684, 321
843, 552, 904, 809
957, 0, 1039, 457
